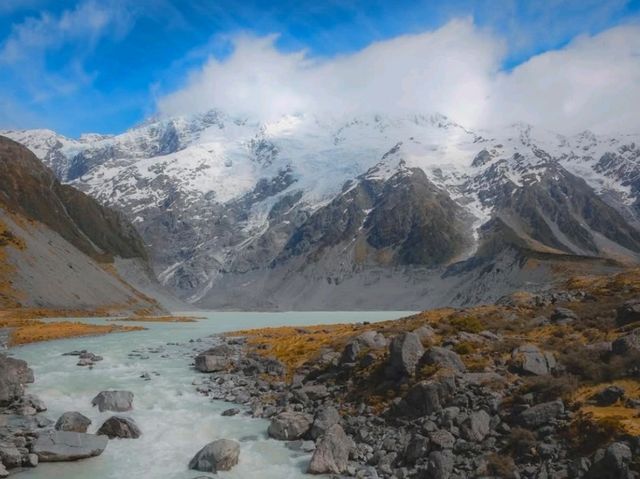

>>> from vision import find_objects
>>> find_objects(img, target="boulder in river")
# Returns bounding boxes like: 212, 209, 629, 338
188, 439, 240, 473
91, 390, 134, 412
55, 412, 92, 433
195, 354, 231, 373
310, 405, 340, 440
97, 416, 141, 439
267, 411, 313, 440
33, 430, 108, 462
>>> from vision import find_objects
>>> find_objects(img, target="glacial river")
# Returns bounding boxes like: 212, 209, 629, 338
10, 311, 410, 479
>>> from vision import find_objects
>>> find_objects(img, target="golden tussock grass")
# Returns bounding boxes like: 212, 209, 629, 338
0, 316, 144, 346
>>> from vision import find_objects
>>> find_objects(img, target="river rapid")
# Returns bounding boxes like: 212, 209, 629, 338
9, 311, 410, 479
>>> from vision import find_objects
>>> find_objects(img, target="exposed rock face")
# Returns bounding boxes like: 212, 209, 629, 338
188, 439, 240, 473
96, 416, 141, 439
33, 431, 108, 462
0, 136, 162, 312
386, 332, 424, 378
511, 344, 556, 375
307, 424, 353, 474
0, 355, 33, 407
267, 412, 313, 440
54, 412, 91, 433
91, 391, 134, 412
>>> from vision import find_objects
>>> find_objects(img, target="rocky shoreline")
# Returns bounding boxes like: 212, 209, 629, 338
189, 289, 640, 478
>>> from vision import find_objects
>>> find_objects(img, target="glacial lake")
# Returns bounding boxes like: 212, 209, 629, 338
9, 311, 412, 479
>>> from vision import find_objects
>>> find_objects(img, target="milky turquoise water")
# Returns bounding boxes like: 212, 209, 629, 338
9, 311, 410, 479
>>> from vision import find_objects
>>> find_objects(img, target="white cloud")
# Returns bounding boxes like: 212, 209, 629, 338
158, 19, 503, 129
158, 19, 640, 135
0, 0, 131, 100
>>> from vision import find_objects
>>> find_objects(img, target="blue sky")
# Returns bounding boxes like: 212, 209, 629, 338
1, 0, 639, 137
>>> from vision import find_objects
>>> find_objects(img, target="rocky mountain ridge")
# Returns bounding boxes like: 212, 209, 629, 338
3, 112, 640, 309
0, 136, 166, 313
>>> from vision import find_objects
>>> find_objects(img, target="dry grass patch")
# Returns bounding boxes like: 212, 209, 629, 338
0, 317, 144, 346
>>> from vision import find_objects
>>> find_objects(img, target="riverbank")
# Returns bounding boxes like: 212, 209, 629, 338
193, 269, 640, 478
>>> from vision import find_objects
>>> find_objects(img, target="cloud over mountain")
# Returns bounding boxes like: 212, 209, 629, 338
158, 19, 640, 135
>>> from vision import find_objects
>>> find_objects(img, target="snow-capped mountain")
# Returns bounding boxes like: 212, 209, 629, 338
3, 111, 640, 309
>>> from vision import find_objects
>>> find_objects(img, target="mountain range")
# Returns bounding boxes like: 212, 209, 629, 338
3, 112, 640, 310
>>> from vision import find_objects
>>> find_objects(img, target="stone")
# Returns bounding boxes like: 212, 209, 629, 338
420, 347, 466, 372
427, 450, 454, 479
0, 354, 34, 406
310, 405, 340, 440
386, 332, 424, 378
267, 412, 313, 440
340, 341, 360, 364
518, 400, 564, 428
25, 453, 38, 467
511, 344, 556, 376
392, 376, 456, 418
96, 416, 141, 439
429, 430, 455, 450
590, 386, 625, 406
55, 412, 92, 433
616, 299, 640, 326
33, 431, 108, 462
0, 463, 7, 478
286, 440, 315, 452
221, 408, 240, 416
404, 434, 429, 464
612, 329, 640, 355
0, 442, 21, 468
461, 410, 491, 442
355, 331, 387, 349
413, 325, 436, 342
195, 354, 231, 373
308, 424, 353, 474
586, 442, 633, 479
550, 307, 577, 324
91, 390, 134, 412
188, 439, 240, 473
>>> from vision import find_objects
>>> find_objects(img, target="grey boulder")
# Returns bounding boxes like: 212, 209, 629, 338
612, 329, 640, 355
461, 409, 491, 442
511, 344, 556, 376
420, 347, 466, 373
33, 430, 108, 462
268, 412, 312, 440
55, 412, 92, 433
310, 405, 340, 440
307, 424, 353, 475
91, 390, 134, 412
518, 400, 565, 428
97, 416, 141, 439
195, 354, 231, 373
386, 332, 424, 378
189, 439, 240, 473
0, 354, 34, 407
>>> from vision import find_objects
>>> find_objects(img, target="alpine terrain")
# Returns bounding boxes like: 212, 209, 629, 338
4, 112, 640, 309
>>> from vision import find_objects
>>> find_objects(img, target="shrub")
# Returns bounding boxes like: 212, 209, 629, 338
565, 413, 626, 454
505, 427, 537, 458
449, 316, 484, 333
486, 453, 517, 478
520, 374, 580, 402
